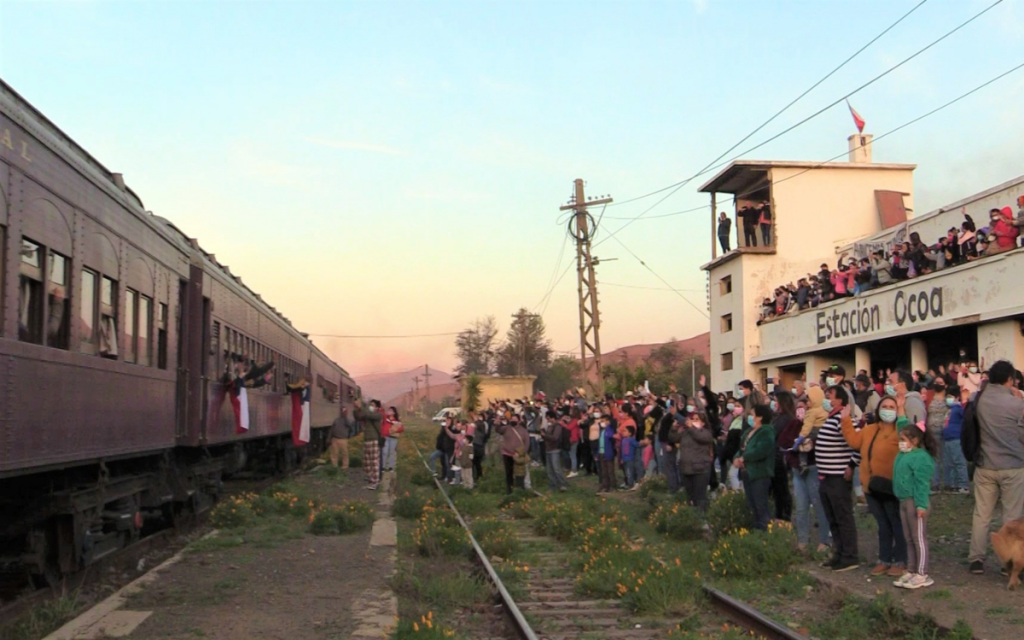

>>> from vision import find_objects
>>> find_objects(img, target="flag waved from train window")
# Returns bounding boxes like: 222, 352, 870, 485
229, 376, 250, 434
288, 380, 311, 446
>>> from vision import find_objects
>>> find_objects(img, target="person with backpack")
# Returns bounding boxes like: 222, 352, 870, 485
967, 360, 1024, 575
542, 410, 569, 492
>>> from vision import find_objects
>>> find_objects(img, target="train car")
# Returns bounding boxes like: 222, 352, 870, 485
0, 80, 351, 587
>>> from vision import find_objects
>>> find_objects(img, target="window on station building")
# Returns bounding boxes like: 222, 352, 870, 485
721, 313, 733, 333
719, 275, 732, 296
721, 352, 734, 371
157, 302, 168, 370
99, 276, 119, 358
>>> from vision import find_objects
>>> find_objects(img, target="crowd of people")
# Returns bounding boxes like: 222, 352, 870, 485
413, 358, 1024, 592
758, 198, 1024, 324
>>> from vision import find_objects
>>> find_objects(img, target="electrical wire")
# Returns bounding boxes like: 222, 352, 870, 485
601, 282, 704, 293
589, 59, 1024, 315
605, 234, 710, 319
598, 0, 1004, 238
609, 0, 931, 210
308, 332, 460, 339
597, 58, 1024, 229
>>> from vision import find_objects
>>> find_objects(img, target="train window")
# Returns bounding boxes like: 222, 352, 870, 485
124, 289, 137, 363
47, 252, 69, 349
99, 276, 118, 358
211, 321, 221, 373
18, 238, 44, 344
138, 295, 152, 367
80, 269, 97, 352
157, 302, 168, 370
0, 225, 5, 327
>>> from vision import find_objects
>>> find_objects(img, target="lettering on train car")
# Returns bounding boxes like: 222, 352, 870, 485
1, 127, 33, 162
815, 287, 943, 344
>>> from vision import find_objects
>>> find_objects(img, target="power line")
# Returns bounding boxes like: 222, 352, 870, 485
595, 59, 1024, 230
584, 59, 1024, 316
308, 332, 460, 339
606, 234, 710, 319
597, 0, 1003, 238
609, 0, 931, 211
602, 281, 703, 293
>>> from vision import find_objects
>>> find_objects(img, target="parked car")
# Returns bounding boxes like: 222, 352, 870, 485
431, 407, 462, 423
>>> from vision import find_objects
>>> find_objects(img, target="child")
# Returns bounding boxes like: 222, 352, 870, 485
892, 422, 938, 590
621, 426, 638, 490
642, 434, 657, 479
459, 434, 475, 489
512, 445, 529, 489
793, 386, 828, 473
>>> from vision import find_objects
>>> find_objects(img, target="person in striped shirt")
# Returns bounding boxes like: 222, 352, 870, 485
817, 386, 861, 572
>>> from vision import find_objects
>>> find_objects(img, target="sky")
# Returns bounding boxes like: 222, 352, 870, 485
2, 0, 1022, 377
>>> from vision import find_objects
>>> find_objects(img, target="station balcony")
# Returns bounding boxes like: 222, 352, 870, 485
754, 246, 1024, 363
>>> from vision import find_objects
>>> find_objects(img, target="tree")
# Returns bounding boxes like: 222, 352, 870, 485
454, 316, 498, 376
495, 308, 551, 379
463, 373, 483, 413
536, 355, 582, 398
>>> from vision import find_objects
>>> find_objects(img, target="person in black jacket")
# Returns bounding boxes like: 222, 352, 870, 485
717, 211, 732, 253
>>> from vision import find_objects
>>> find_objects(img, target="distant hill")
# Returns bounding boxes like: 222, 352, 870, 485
594, 332, 711, 369
354, 366, 455, 405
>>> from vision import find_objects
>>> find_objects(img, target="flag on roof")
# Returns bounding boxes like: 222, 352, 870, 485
847, 100, 865, 133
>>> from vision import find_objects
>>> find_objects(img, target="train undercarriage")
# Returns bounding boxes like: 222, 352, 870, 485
0, 429, 328, 598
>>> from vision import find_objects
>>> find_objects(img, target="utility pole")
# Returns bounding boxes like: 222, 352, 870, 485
560, 179, 612, 398
510, 310, 541, 377
423, 365, 432, 403
412, 375, 421, 408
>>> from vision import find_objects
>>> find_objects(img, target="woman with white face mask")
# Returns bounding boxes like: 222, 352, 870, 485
957, 361, 982, 394
841, 395, 909, 578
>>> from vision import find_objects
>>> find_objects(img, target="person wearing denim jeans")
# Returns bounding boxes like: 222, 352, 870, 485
542, 415, 569, 492
941, 388, 969, 492
793, 466, 832, 549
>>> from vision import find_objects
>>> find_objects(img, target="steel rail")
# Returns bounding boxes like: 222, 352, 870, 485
412, 440, 808, 640
411, 441, 539, 640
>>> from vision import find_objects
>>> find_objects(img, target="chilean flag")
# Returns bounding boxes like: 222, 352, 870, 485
229, 378, 250, 434
290, 384, 311, 446
847, 100, 865, 133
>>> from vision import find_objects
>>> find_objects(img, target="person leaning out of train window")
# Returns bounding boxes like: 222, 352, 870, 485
842, 394, 909, 578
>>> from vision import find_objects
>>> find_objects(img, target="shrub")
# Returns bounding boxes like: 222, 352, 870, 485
448, 487, 494, 516
649, 502, 705, 541
393, 492, 427, 519
410, 470, 435, 486
414, 506, 470, 558
210, 494, 256, 529
309, 501, 375, 535
392, 614, 463, 640
348, 453, 363, 468
706, 490, 754, 536
640, 474, 668, 500
575, 546, 659, 599
473, 518, 520, 559
498, 491, 535, 519
251, 490, 313, 518
532, 502, 586, 542
621, 561, 703, 616
475, 467, 507, 494
708, 521, 796, 578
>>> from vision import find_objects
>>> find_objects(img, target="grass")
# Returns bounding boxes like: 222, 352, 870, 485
985, 606, 1013, 616
922, 589, 952, 601
1, 592, 81, 640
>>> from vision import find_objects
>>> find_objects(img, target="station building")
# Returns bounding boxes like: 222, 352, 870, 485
700, 132, 1024, 393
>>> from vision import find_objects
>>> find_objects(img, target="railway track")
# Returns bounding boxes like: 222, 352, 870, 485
411, 442, 808, 640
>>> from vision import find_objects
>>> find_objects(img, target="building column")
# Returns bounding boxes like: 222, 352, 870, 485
977, 320, 1024, 370
910, 338, 928, 374
855, 347, 871, 377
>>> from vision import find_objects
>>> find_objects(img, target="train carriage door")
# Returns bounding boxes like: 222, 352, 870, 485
175, 279, 189, 439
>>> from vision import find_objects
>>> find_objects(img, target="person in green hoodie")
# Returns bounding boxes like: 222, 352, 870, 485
735, 404, 776, 531
892, 422, 938, 590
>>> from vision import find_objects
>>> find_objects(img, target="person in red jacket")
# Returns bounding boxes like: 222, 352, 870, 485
566, 412, 582, 478
988, 206, 1019, 255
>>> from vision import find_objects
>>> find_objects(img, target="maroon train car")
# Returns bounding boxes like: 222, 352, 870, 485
0, 80, 356, 585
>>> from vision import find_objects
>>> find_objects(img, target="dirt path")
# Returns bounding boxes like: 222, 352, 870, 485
51, 464, 398, 640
